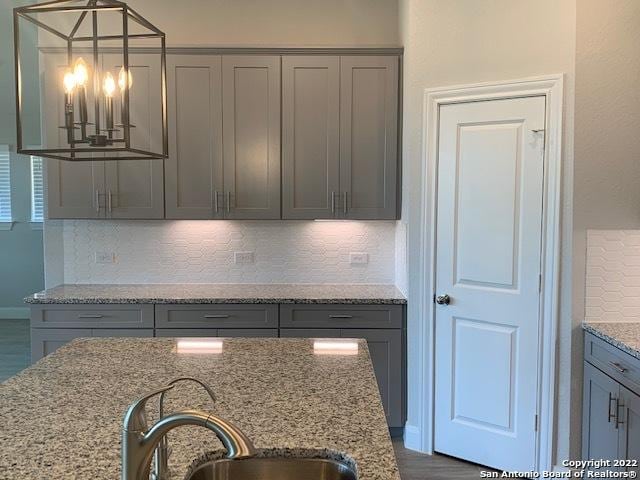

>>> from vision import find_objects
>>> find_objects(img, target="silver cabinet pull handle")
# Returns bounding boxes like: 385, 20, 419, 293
343, 191, 348, 215
78, 314, 104, 319
610, 361, 627, 373
226, 192, 231, 213
328, 314, 353, 319
608, 392, 617, 423
213, 190, 219, 213
204, 314, 230, 319
95, 189, 100, 213
615, 398, 625, 429
331, 191, 336, 214
108, 190, 113, 213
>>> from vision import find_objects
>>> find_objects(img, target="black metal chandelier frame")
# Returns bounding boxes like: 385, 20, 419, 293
13, 0, 168, 161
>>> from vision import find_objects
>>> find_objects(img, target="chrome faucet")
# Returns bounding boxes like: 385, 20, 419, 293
152, 377, 218, 480
121, 383, 256, 480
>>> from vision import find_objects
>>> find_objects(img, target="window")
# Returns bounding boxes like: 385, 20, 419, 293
0, 146, 11, 223
30, 156, 44, 222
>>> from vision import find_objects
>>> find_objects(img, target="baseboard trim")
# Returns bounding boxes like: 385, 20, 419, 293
0, 307, 30, 319
403, 423, 425, 452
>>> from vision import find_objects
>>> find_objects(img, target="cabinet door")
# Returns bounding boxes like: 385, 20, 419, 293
218, 329, 278, 338
90, 329, 154, 337
341, 328, 403, 428
30, 328, 91, 363
165, 55, 224, 219
282, 56, 340, 219
339, 56, 398, 220
279, 329, 342, 338
102, 54, 164, 219
222, 56, 281, 219
42, 54, 104, 219
619, 386, 640, 473
582, 362, 621, 465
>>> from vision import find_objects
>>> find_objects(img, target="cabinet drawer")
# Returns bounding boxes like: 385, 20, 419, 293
585, 332, 640, 394
30, 304, 154, 329
280, 304, 403, 329
155, 304, 278, 328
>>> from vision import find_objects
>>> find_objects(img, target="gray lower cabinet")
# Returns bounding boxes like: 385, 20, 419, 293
155, 304, 278, 329
583, 333, 640, 472
281, 326, 404, 428
620, 385, 640, 472
30, 304, 154, 328
29, 302, 406, 431
156, 329, 278, 338
31, 328, 153, 363
582, 361, 621, 467
222, 56, 281, 219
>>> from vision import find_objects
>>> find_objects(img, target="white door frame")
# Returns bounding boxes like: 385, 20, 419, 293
413, 75, 564, 471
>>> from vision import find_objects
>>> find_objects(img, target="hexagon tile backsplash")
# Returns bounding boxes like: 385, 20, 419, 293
62, 220, 397, 284
586, 230, 640, 323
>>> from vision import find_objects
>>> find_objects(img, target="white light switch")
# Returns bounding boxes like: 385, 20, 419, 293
95, 252, 115, 264
234, 251, 255, 264
350, 252, 369, 265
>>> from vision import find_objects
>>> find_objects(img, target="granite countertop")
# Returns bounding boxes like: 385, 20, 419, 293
583, 322, 640, 360
0, 337, 399, 480
24, 283, 407, 305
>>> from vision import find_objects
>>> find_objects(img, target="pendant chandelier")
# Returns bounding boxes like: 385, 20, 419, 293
13, 0, 168, 161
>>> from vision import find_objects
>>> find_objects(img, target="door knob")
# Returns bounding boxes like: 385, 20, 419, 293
435, 294, 451, 305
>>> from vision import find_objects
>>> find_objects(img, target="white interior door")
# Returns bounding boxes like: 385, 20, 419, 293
434, 96, 546, 471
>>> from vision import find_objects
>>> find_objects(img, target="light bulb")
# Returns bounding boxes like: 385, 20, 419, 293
73, 57, 89, 87
103, 72, 116, 97
118, 66, 133, 91
63, 70, 76, 94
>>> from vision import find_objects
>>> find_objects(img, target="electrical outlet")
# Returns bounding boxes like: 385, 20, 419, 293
349, 252, 369, 265
234, 251, 255, 264
95, 252, 115, 264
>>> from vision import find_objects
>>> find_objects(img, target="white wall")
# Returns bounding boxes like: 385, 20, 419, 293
123, 0, 399, 47
61, 220, 396, 284
398, 0, 576, 464
572, 3, 640, 460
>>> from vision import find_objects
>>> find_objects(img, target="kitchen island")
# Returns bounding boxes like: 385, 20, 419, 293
0, 337, 400, 479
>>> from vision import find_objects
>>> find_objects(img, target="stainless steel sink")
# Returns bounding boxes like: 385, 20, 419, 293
186, 457, 357, 480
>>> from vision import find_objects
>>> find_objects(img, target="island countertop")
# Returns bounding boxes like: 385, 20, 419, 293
24, 283, 407, 305
0, 337, 399, 480
583, 321, 640, 360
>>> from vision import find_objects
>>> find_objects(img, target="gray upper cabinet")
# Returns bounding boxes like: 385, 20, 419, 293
102, 54, 165, 219
42, 54, 104, 219
222, 56, 281, 219
43, 51, 400, 221
339, 56, 399, 220
44, 54, 164, 219
165, 55, 224, 219
282, 56, 340, 219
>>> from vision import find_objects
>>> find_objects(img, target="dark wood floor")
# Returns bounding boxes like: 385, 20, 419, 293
0, 319, 30, 382
1, 319, 490, 478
